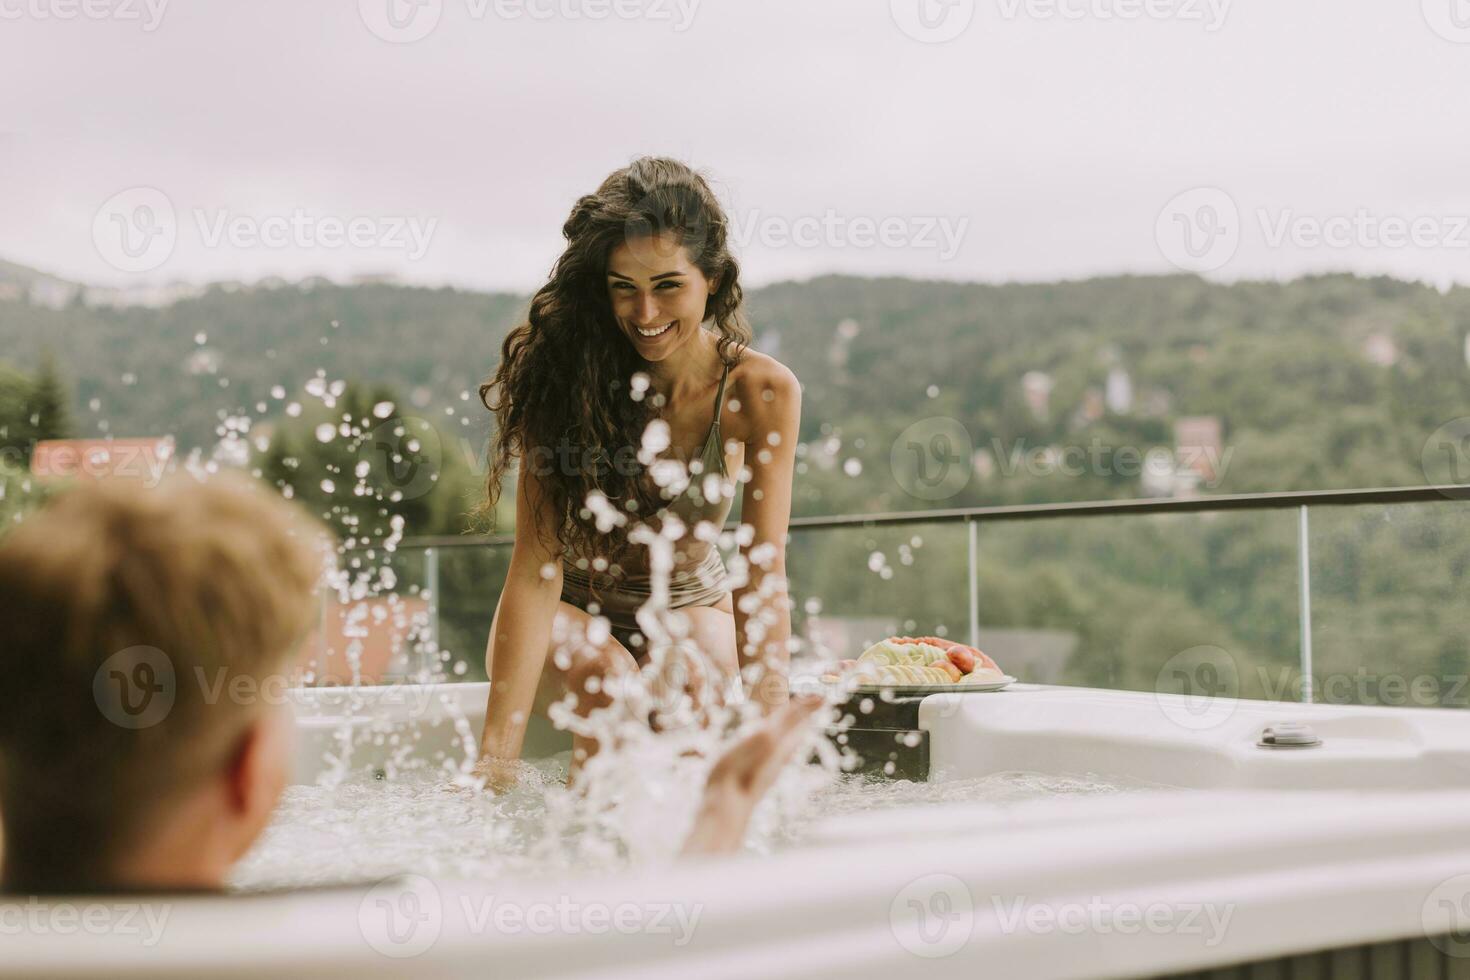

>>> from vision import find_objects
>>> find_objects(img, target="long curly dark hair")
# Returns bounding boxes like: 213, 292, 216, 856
477, 157, 753, 571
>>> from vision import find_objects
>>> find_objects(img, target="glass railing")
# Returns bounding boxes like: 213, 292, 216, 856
322, 485, 1470, 710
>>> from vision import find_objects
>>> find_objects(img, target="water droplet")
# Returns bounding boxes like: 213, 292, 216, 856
640, 418, 671, 458
583, 491, 628, 533
315, 423, 336, 443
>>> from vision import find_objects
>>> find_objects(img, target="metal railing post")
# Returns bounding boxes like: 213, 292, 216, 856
1297, 505, 1313, 703
968, 516, 980, 649
424, 547, 440, 657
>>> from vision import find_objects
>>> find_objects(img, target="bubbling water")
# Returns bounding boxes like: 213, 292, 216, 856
228, 764, 1145, 891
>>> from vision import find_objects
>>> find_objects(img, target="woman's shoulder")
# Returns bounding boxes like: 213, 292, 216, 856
726, 346, 801, 438
729, 346, 800, 401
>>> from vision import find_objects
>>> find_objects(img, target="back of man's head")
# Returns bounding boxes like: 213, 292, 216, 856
0, 471, 329, 892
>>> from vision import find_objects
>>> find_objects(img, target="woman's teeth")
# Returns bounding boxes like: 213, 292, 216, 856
637, 320, 675, 338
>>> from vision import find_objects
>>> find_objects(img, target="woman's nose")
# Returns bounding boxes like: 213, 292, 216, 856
635, 292, 660, 323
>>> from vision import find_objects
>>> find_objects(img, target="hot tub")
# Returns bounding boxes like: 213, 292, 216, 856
7, 681, 1470, 979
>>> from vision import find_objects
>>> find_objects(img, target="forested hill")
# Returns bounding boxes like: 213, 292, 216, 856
3, 269, 1469, 520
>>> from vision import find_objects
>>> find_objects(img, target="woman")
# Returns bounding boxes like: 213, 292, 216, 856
475, 157, 802, 785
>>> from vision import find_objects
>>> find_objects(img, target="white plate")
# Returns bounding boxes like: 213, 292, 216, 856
852, 675, 1016, 696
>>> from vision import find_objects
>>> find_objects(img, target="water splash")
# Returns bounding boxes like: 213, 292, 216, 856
228, 765, 1153, 891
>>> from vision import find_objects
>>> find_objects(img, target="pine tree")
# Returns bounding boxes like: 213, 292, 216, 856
26, 349, 72, 445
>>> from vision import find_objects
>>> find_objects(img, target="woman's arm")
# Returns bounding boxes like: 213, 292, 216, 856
476, 450, 564, 787
731, 363, 802, 715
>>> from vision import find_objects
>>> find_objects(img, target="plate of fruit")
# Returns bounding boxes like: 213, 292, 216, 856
823, 636, 1015, 694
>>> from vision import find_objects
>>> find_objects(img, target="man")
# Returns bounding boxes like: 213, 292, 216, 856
0, 472, 820, 894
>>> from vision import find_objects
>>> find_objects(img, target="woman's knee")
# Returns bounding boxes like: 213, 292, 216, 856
550, 605, 639, 713
677, 605, 741, 694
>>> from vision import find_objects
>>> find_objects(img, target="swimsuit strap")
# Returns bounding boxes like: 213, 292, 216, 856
697, 363, 732, 479
711, 362, 731, 425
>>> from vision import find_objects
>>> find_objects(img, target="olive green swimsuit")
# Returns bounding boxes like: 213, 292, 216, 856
560, 363, 736, 652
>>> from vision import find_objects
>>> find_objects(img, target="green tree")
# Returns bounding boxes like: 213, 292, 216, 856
0, 361, 42, 467
253, 380, 445, 540
25, 349, 72, 446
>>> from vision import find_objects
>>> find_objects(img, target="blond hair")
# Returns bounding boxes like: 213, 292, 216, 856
0, 471, 331, 889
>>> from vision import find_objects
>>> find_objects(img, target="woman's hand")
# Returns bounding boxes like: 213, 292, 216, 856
679, 693, 825, 856
471, 753, 523, 794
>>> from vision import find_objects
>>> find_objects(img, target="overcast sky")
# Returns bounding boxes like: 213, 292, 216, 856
5, 0, 1470, 293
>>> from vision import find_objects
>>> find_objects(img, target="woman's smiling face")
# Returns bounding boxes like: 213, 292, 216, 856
606, 232, 718, 361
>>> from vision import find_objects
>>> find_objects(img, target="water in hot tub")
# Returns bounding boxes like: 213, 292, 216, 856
230, 750, 1148, 892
